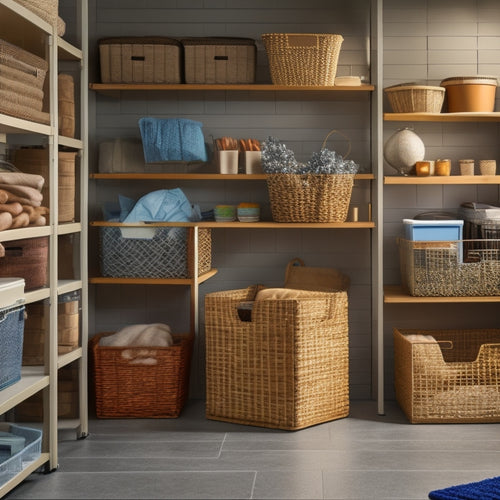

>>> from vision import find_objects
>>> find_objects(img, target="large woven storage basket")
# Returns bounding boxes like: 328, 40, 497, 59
99, 226, 211, 279
205, 287, 349, 430
0, 39, 49, 124
385, 84, 445, 113
262, 33, 343, 86
394, 328, 500, 423
99, 37, 182, 84
0, 237, 48, 291
266, 173, 355, 222
182, 37, 256, 84
13, 148, 76, 223
90, 332, 193, 418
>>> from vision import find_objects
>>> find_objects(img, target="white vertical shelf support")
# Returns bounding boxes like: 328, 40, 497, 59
371, 0, 385, 415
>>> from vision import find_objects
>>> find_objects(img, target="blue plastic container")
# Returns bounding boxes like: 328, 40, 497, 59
403, 219, 464, 241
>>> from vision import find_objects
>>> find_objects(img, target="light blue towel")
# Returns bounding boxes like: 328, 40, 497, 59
139, 117, 207, 163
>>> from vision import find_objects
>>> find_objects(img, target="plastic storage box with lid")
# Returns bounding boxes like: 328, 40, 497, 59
99, 36, 182, 84
403, 219, 464, 241
181, 37, 256, 84
0, 278, 25, 391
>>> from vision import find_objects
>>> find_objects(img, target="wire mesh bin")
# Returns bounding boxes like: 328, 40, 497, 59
90, 332, 193, 418
394, 328, 500, 423
0, 423, 42, 486
99, 226, 211, 278
399, 238, 500, 296
0, 302, 25, 391
205, 286, 349, 430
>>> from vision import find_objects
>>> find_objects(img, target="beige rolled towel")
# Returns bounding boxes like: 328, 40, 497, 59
0, 211, 13, 231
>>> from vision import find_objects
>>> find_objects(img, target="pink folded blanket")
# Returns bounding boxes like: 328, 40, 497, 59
0, 172, 44, 191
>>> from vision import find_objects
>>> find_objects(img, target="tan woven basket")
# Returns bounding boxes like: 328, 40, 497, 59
58, 74, 75, 138
13, 148, 76, 222
262, 33, 343, 86
394, 328, 500, 423
266, 173, 355, 222
205, 286, 349, 430
16, 0, 65, 35
91, 332, 193, 418
385, 84, 445, 113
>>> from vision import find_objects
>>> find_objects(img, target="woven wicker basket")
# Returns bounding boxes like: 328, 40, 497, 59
385, 84, 445, 113
205, 286, 349, 430
16, 0, 65, 35
262, 33, 343, 86
13, 148, 76, 223
99, 37, 182, 84
91, 332, 193, 418
266, 173, 355, 222
394, 328, 500, 423
0, 237, 48, 291
58, 74, 75, 138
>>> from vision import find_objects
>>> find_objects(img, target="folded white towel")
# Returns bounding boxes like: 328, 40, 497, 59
99, 323, 173, 347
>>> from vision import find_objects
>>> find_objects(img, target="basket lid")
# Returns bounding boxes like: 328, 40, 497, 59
181, 37, 256, 46
440, 76, 498, 86
98, 36, 182, 47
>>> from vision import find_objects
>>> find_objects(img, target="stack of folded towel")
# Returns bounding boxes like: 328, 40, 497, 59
0, 171, 49, 232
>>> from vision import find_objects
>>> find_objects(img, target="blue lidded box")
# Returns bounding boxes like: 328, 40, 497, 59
403, 219, 464, 241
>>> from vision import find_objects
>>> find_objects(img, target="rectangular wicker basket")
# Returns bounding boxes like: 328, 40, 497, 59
394, 328, 500, 423
266, 173, 355, 222
0, 39, 49, 124
205, 286, 349, 430
90, 332, 193, 418
182, 37, 256, 84
262, 33, 343, 86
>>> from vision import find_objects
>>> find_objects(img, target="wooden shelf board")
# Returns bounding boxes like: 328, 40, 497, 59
385, 175, 500, 184
90, 221, 375, 229
90, 172, 375, 180
384, 285, 500, 303
90, 83, 375, 92
89, 268, 218, 285
384, 112, 500, 122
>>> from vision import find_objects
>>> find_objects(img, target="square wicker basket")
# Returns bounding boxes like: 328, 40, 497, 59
394, 328, 500, 423
90, 332, 193, 418
205, 286, 349, 430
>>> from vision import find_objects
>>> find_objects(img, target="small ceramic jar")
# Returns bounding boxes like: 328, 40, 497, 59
435, 159, 451, 176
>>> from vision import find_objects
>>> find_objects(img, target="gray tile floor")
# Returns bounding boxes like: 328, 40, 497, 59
4, 399, 500, 499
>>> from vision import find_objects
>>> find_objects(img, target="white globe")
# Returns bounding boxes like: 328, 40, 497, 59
384, 128, 425, 175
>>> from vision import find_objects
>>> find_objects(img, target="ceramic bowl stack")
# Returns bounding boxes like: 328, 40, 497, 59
237, 203, 260, 222
214, 205, 236, 222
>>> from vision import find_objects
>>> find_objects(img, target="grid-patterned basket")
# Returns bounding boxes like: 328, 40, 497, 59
394, 328, 500, 423
90, 332, 193, 418
266, 173, 355, 222
385, 84, 445, 113
0, 304, 25, 391
262, 33, 343, 86
399, 238, 500, 296
99, 226, 211, 278
205, 287, 349, 430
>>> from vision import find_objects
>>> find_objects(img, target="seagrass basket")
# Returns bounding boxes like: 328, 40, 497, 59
385, 84, 445, 113
205, 286, 349, 430
262, 33, 343, 86
394, 328, 500, 423
91, 332, 193, 418
266, 173, 355, 222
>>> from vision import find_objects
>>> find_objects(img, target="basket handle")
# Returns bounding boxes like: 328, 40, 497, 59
321, 129, 351, 159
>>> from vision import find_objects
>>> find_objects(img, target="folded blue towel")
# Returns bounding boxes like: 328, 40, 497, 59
139, 117, 207, 163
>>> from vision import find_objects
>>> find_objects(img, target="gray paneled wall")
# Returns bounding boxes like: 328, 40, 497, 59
88, 0, 374, 400
383, 0, 500, 398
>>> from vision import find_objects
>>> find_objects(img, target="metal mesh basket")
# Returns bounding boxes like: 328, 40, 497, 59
0, 303, 25, 391
99, 226, 211, 279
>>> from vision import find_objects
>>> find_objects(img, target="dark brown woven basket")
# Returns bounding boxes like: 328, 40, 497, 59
0, 237, 48, 291
91, 332, 193, 418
